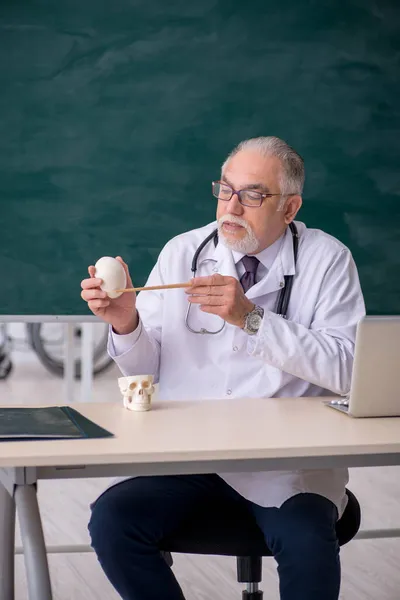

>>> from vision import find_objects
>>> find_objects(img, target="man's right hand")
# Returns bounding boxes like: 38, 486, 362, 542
80, 256, 139, 335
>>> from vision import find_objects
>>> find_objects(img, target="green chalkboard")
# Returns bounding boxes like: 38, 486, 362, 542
0, 0, 399, 315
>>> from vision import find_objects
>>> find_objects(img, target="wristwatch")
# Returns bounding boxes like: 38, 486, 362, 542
243, 305, 264, 336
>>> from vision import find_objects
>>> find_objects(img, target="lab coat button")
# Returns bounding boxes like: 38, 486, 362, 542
226, 389, 232, 395
212, 267, 218, 273
233, 346, 238, 352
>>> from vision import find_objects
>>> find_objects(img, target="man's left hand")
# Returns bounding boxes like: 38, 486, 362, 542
185, 274, 255, 329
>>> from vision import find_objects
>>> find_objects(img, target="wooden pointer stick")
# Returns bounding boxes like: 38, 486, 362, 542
114, 282, 192, 293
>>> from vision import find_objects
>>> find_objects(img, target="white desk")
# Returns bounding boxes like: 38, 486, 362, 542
1, 397, 400, 600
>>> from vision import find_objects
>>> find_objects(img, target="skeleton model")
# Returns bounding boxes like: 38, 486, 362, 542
118, 375, 155, 411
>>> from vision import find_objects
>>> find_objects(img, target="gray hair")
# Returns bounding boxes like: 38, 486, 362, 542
221, 136, 305, 197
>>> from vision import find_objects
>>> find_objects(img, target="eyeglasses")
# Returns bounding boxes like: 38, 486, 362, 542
212, 180, 289, 208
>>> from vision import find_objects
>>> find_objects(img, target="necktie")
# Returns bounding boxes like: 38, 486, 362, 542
240, 256, 260, 293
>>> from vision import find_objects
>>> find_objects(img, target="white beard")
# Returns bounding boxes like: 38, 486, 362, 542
217, 214, 259, 254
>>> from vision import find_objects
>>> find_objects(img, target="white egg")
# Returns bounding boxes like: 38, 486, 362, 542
94, 256, 127, 299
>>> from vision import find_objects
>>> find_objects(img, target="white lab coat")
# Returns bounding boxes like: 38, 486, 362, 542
108, 220, 366, 517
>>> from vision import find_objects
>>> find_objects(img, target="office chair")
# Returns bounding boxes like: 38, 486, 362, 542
159, 489, 361, 599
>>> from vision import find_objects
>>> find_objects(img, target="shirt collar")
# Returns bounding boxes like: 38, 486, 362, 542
210, 222, 298, 278
232, 233, 285, 272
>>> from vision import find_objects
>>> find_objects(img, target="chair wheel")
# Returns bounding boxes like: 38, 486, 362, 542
0, 354, 12, 380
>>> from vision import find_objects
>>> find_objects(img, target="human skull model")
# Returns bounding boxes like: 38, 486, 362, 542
118, 375, 155, 411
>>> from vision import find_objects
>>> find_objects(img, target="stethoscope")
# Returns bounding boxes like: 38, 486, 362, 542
185, 222, 299, 335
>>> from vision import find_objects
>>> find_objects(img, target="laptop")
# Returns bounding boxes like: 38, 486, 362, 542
325, 316, 400, 417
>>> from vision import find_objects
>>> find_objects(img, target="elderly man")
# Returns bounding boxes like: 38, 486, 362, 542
81, 136, 365, 600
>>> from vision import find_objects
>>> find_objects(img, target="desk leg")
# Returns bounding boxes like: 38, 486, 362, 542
81, 322, 94, 402
0, 482, 15, 600
15, 485, 52, 600
64, 323, 75, 403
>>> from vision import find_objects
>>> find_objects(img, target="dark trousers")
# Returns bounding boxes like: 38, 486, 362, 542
88, 474, 340, 600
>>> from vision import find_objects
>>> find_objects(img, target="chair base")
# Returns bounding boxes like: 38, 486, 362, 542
243, 591, 263, 599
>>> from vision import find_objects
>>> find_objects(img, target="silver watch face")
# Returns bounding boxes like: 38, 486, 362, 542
248, 313, 262, 331
245, 306, 264, 334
